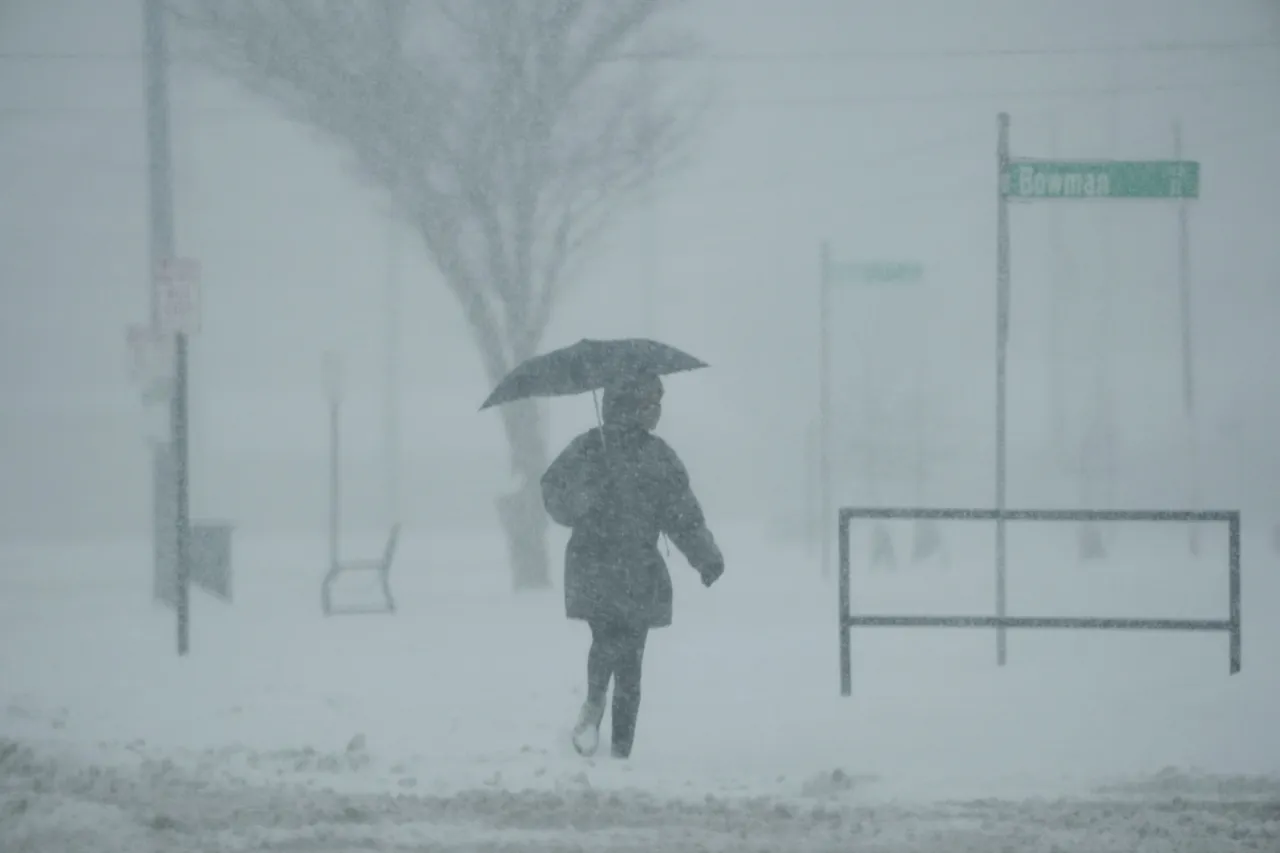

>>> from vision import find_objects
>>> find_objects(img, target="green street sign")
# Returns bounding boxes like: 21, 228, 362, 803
830, 261, 923, 285
1003, 159, 1199, 200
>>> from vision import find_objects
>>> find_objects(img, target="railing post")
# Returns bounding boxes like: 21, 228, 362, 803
839, 509, 852, 697
1229, 511, 1241, 674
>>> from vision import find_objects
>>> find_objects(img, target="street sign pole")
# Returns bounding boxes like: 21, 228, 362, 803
1046, 116, 1067, 462
995, 113, 1011, 667
996, 113, 1201, 665
143, 0, 192, 657
1174, 120, 1200, 556
819, 241, 833, 579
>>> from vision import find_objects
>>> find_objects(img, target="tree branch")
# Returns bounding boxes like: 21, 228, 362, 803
171, 0, 708, 373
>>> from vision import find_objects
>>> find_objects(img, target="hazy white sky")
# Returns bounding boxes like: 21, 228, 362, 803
1, 0, 1278, 534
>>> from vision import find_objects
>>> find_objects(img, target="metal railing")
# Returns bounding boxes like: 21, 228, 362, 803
838, 507, 1241, 696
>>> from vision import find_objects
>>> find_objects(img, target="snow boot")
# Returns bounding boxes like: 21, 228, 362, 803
571, 699, 605, 757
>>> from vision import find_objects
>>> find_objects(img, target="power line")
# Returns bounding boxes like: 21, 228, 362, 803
626, 39, 1280, 63
733, 77, 1276, 109
2, 38, 1277, 64
0, 50, 145, 62
1, 77, 1270, 122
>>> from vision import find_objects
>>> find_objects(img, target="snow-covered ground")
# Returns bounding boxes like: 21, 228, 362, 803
2, 520, 1278, 851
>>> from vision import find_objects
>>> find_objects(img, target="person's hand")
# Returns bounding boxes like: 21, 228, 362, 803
700, 559, 724, 588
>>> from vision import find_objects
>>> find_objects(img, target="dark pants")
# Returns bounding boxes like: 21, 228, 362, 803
586, 620, 649, 758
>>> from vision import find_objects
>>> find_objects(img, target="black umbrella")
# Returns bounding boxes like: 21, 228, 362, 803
479, 337, 707, 411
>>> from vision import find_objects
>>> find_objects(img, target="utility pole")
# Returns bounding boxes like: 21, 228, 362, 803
143, 0, 191, 656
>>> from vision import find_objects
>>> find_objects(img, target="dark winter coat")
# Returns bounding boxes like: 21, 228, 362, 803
540, 424, 722, 630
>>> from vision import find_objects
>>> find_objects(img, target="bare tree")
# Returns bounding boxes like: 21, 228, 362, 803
168, 0, 706, 589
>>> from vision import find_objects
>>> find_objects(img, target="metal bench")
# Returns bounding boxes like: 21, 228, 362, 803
322, 523, 401, 616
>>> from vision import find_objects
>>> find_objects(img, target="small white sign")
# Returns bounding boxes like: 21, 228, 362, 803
154, 257, 202, 335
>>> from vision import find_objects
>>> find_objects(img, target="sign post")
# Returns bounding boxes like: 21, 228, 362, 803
995, 112, 1200, 665
1173, 120, 1200, 556
996, 115, 1011, 666
151, 442, 232, 607
156, 254, 198, 657
143, 0, 199, 657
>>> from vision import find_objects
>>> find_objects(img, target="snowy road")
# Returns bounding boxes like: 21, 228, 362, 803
4, 737, 1278, 852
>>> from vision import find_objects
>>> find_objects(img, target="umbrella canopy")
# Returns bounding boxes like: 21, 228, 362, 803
480, 338, 707, 411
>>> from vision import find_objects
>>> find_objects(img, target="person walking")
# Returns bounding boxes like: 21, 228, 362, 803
540, 372, 724, 759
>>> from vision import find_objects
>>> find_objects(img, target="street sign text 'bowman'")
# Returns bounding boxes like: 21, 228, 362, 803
1003, 160, 1200, 200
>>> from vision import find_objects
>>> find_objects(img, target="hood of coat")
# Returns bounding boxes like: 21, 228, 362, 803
601, 373, 663, 431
